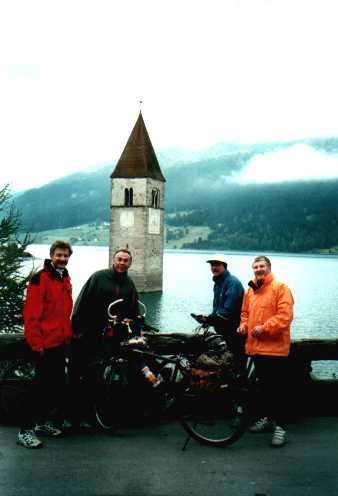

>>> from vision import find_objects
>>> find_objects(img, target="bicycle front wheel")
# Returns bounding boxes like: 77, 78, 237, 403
93, 363, 128, 431
179, 387, 247, 447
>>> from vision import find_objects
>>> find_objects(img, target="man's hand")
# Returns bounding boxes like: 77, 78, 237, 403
190, 313, 208, 324
237, 325, 247, 335
252, 325, 264, 337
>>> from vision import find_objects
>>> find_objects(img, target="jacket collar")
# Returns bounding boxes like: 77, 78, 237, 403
44, 259, 69, 280
110, 267, 128, 281
248, 272, 274, 291
213, 269, 229, 284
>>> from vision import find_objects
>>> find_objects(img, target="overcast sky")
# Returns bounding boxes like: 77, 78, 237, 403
1, 0, 338, 191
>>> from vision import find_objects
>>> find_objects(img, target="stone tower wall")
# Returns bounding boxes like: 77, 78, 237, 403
109, 177, 165, 292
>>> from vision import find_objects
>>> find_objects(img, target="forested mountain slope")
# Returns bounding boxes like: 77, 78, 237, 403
13, 137, 338, 252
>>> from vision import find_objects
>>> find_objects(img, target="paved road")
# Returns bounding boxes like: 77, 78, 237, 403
1, 417, 338, 496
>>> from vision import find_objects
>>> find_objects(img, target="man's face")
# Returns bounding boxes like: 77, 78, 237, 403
209, 261, 225, 277
252, 260, 271, 281
51, 248, 71, 269
113, 251, 131, 273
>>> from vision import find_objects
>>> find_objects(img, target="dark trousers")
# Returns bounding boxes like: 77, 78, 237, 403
20, 345, 67, 430
253, 354, 289, 428
67, 339, 99, 425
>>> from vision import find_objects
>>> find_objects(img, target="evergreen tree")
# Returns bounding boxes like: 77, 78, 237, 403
0, 184, 32, 333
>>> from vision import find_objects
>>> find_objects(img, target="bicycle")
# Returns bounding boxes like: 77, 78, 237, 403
91, 304, 249, 448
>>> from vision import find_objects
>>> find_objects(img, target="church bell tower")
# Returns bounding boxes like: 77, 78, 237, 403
109, 112, 166, 292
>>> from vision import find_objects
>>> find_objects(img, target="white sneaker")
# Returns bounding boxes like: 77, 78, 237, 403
17, 430, 43, 449
35, 422, 63, 437
271, 425, 286, 447
249, 417, 274, 433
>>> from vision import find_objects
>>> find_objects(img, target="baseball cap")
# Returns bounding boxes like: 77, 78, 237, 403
206, 254, 227, 264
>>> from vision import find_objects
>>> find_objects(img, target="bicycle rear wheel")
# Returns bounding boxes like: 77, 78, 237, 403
179, 387, 247, 447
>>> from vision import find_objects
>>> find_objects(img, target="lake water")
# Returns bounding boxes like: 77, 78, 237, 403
26, 245, 338, 377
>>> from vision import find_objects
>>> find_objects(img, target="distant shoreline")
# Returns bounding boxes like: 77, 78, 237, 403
28, 242, 338, 258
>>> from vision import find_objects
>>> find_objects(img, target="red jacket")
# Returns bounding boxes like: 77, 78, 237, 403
23, 259, 73, 352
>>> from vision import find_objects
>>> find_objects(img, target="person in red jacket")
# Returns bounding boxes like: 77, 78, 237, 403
17, 240, 73, 449
237, 255, 294, 448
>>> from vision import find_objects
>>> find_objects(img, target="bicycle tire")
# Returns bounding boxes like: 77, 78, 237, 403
178, 386, 247, 447
93, 362, 129, 431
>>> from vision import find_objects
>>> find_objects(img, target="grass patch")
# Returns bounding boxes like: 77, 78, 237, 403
165, 225, 211, 249
32, 222, 211, 249
33, 223, 110, 246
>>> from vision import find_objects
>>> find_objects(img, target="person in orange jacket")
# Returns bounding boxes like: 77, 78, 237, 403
237, 255, 294, 448
17, 240, 73, 449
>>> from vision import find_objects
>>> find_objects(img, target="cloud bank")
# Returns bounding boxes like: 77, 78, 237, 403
230, 144, 338, 184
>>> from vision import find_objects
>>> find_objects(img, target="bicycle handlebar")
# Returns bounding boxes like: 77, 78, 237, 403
107, 299, 124, 319
138, 300, 147, 318
190, 313, 204, 323
107, 298, 147, 320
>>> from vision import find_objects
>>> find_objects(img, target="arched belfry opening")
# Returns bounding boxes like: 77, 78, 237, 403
151, 188, 160, 208
109, 112, 166, 292
124, 187, 133, 207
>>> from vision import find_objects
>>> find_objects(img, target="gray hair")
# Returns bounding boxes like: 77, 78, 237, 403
113, 249, 132, 263
252, 255, 271, 267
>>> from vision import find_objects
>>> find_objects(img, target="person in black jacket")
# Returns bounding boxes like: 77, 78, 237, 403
68, 249, 140, 428
72, 249, 139, 346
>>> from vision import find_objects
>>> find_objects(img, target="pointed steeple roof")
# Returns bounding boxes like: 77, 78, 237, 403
111, 112, 165, 182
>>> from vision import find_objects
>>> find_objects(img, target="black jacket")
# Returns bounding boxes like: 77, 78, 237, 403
71, 268, 139, 342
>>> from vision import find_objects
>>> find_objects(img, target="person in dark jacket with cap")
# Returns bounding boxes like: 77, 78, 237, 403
195, 254, 245, 375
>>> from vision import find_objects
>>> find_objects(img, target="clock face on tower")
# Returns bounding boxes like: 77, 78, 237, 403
120, 210, 134, 228
148, 208, 160, 234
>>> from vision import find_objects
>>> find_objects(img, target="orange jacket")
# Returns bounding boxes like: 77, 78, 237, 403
240, 272, 294, 357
